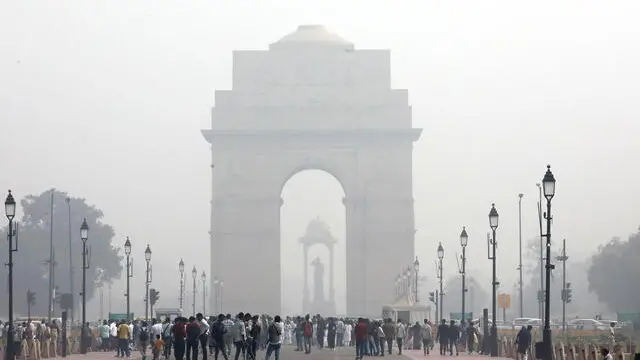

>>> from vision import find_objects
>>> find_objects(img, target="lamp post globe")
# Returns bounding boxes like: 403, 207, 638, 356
543, 165, 556, 200
460, 227, 468, 247
179, 259, 185, 274
414, 257, 420, 273
489, 204, 499, 230
124, 238, 132, 256
437, 242, 444, 260
192, 266, 197, 280
80, 218, 89, 242
5, 190, 16, 220
145, 244, 152, 262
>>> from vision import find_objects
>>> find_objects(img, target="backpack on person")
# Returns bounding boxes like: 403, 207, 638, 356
268, 323, 281, 344
303, 321, 313, 337
139, 327, 149, 342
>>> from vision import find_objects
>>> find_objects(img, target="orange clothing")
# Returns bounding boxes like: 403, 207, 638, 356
154, 339, 165, 350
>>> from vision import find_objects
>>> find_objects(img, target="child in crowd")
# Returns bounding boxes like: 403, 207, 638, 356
153, 334, 164, 360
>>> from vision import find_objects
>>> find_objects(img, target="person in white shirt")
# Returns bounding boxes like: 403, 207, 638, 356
396, 320, 406, 355
421, 320, 433, 356
344, 323, 352, 347
110, 321, 120, 355
150, 319, 163, 340
196, 313, 210, 360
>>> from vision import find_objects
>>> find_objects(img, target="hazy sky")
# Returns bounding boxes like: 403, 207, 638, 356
1, 1, 639, 315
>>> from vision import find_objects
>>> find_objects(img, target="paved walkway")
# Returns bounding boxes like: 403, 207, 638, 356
403, 349, 512, 360
59, 346, 515, 360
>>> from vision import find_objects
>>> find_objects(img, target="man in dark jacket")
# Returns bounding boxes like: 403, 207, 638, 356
211, 314, 229, 360
354, 318, 368, 360
436, 319, 449, 356
185, 317, 201, 360
448, 320, 459, 356
515, 325, 532, 360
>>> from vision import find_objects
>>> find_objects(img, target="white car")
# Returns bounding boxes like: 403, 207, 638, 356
567, 318, 607, 330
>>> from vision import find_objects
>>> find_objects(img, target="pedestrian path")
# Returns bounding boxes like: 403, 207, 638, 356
403, 349, 513, 360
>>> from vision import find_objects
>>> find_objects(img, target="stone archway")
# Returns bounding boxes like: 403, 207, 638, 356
202, 25, 421, 316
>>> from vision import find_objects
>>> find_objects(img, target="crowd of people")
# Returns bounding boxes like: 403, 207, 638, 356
1, 314, 623, 360
0, 319, 64, 359
92, 314, 490, 360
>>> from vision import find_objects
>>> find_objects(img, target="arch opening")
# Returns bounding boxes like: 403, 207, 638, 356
280, 169, 346, 315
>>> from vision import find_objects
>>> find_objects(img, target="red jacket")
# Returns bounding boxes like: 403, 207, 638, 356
173, 322, 186, 339
355, 322, 368, 341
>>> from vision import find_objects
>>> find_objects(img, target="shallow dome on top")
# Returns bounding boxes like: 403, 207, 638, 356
270, 25, 354, 50
299, 217, 337, 244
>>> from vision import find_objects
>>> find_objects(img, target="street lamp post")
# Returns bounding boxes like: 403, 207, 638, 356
179, 259, 185, 310
219, 280, 224, 313
413, 257, 420, 302
405, 267, 411, 297
460, 227, 468, 326
488, 203, 499, 357
66, 197, 75, 323
213, 277, 219, 313
192, 266, 197, 316
124, 237, 133, 322
542, 165, 556, 360
5, 191, 17, 360
518, 193, 524, 318
201, 271, 207, 315
80, 219, 90, 354
144, 245, 152, 321
437, 242, 444, 322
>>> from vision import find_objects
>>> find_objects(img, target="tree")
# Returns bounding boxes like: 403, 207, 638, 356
149, 288, 160, 318
27, 290, 36, 320
0, 189, 123, 317
588, 228, 640, 312
520, 237, 608, 318
441, 274, 490, 319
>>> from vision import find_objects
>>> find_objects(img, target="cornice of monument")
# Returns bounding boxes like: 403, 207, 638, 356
202, 128, 422, 143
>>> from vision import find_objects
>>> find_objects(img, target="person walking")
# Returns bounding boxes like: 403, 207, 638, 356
421, 320, 433, 356
447, 321, 459, 356
382, 319, 395, 355
139, 321, 151, 360
396, 320, 406, 356
465, 321, 478, 354
302, 315, 313, 354
161, 318, 173, 359
354, 318, 368, 360
196, 314, 210, 360
211, 315, 229, 360
436, 319, 449, 356
185, 317, 201, 360
515, 325, 531, 360
232, 313, 246, 360
173, 318, 187, 360
264, 316, 283, 360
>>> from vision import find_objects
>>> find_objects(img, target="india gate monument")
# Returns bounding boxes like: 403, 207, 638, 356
202, 25, 422, 316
